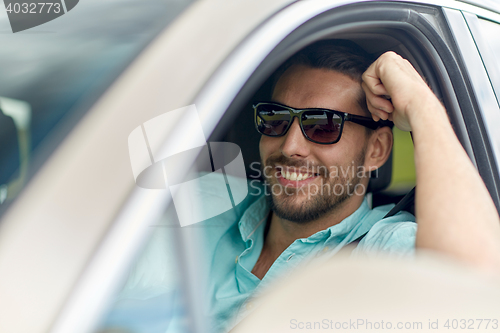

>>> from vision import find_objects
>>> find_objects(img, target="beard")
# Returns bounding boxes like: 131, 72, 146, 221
262, 149, 367, 224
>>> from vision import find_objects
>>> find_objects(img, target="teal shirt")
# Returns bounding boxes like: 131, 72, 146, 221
202, 184, 416, 332
103, 179, 416, 333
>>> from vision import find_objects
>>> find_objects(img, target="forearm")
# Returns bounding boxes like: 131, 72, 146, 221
409, 90, 500, 272
362, 51, 500, 273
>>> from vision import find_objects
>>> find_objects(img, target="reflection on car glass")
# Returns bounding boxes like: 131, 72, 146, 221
0, 97, 31, 204
0, 0, 196, 214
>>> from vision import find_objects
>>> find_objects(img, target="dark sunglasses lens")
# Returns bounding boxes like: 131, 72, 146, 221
256, 104, 291, 136
302, 111, 342, 143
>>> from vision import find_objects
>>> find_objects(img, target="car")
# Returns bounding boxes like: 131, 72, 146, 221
1, 0, 500, 332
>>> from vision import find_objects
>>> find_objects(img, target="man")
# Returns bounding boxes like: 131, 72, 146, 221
105, 40, 500, 333
205, 39, 500, 331
202, 41, 416, 331
250, 39, 500, 278
251, 40, 409, 280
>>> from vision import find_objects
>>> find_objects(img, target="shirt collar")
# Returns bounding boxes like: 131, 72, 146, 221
238, 194, 372, 244
305, 198, 372, 244
238, 194, 270, 242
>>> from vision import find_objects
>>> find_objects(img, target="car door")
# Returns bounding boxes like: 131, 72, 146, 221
86, 1, 500, 332
92, 1, 500, 332
440, 5, 500, 211
460, 9, 500, 181
4, 0, 499, 333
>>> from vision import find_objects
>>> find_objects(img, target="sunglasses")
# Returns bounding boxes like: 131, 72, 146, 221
253, 101, 386, 144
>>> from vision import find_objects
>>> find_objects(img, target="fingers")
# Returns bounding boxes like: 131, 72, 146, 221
361, 51, 439, 131
362, 81, 394, 121
362, 65, 389, 97
362, 54, 396, 121
362, 51, 410, 96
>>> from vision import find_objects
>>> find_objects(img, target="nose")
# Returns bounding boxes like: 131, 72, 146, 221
280, 117, 311, 159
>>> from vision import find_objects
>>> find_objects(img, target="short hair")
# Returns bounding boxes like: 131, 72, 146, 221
273, 39, 375, 117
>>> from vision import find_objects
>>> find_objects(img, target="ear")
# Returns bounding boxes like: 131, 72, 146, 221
364, 127, 393, 172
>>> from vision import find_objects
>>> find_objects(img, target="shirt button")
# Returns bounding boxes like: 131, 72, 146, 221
235, 256, 238, 264
286, 253, 295, 262
246, 302, 254, 310
322, 246, 329, 252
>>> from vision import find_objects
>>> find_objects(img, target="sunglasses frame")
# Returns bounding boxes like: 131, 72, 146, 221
253, 101, 384, 145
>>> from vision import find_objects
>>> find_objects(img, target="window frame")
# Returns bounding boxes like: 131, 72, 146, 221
442, 7, 500, 211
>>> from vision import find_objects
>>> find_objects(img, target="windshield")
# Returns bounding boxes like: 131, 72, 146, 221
0, 0, 196, 216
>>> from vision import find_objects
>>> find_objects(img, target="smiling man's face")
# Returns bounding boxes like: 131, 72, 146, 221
259, 64, 374, 223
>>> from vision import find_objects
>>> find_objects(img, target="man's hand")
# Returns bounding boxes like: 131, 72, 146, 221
361, 51, 443, 132
362, 51, 500, 276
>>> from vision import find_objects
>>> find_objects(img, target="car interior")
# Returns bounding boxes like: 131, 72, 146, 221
222, 33, 422, 212
204, 2, 500, 215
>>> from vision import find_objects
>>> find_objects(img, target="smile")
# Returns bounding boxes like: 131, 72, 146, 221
276, 166, 319, 182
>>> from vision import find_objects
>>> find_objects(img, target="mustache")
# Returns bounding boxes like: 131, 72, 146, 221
263, 155, 328, 177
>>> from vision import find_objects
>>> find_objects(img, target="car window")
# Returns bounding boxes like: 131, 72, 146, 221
466, 16, 500, 106
460, 0, 500, 14
389, 128, 415, 191
95, 139, 249, 333
478, 19, 500, 57
93, 212, 192, 333
0, 0, 196, 217
476, 18, 500, 104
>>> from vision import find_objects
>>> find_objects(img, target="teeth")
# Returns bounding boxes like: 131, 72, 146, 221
281, 169, 314, 181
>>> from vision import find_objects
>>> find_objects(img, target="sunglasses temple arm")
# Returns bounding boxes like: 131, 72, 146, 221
346, 114, 391, 130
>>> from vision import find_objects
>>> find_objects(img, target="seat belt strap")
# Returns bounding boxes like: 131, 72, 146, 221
383, 186, 416, 218
348, 186, 416, 246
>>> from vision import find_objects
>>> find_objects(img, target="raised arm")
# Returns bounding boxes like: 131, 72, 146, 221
362, 51, 500, 274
